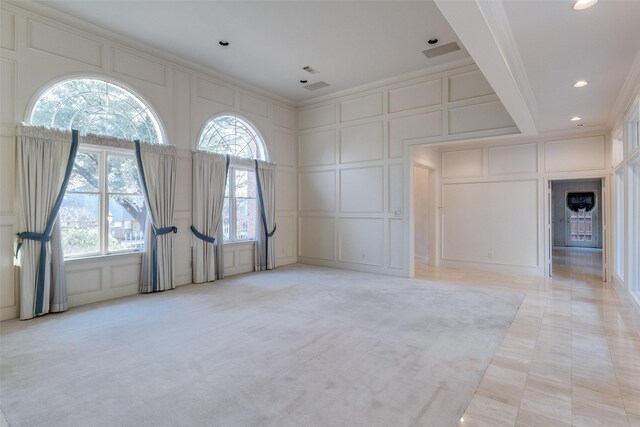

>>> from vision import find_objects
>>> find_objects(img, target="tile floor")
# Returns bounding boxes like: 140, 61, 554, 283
417, 248, 640, 427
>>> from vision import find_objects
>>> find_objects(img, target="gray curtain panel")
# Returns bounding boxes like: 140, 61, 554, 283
16, 124, 78, 320
254, 160, 277, 271
191, 151, 228, 283
135, 141, 178, 293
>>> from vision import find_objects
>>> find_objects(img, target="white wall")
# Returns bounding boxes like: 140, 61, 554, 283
437, 132, 611, 276
0, 2, 298, 320
413, 166, 430, 262
297, 63, 518, 276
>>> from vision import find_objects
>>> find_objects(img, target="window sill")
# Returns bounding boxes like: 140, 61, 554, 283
64, 251, 144, 265
224, 240, 256, 247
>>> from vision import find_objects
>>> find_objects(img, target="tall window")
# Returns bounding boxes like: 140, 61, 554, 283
30, 78, 163, 257
197, 115, 266, 242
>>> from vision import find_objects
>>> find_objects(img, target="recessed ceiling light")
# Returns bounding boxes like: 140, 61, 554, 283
218, 40, 229, 47
573, 80, 589, 88
572, 0, 598, 10
571, 116, 582, 121
428, 38, 439, 45
299, 80, 308, 84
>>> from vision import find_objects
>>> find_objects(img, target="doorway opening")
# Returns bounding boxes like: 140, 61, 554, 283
549, 178, 605, 279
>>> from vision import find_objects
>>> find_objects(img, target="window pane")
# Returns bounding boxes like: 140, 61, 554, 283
197, 115, 264, 160
59, 193, 100, 256
68, 152, 100, 192
108, 195, 146, 252
235, 169, 256, 198
236, 198, 256, 240
223, 197, 230, 241
108, 155, 141, 194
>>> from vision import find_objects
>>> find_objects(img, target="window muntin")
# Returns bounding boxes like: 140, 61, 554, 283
31, 78, 162, 144
59, 148, 146, 258
198, 115, 264, 159
198, 114, 266, 243
222, 168, 257, 241
30, 78, 161, 257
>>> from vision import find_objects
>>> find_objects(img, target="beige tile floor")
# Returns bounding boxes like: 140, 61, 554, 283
416, 248, 640, 427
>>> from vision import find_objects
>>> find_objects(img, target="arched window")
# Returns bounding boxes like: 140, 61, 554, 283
197, 115, 266, 242
30, 78, 163, 257
31, 78, 162, 144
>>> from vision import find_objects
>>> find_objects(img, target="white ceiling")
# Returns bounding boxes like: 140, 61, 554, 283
501, 0, 640, 132
38, 1, 470, 102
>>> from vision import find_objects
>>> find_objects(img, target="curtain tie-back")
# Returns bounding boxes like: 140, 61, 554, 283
153, 225, 177, 236
16, 129, 79, 315
190, 225, 216, 244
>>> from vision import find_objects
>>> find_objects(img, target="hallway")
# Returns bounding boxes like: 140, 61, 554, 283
416, 249, 640, 426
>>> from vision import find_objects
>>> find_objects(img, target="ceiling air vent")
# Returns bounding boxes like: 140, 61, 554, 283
302, 66, 319, 74
422, 42, 460, 58
303, 81, 330, 91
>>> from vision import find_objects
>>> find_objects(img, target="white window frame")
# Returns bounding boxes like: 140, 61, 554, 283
225, 165, 257, 243
63, 145, 145, 259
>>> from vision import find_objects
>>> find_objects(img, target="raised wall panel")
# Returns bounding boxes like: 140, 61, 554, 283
276, 170, 296, 211
442, 180, 538, 267
175, 157, 191, 212
1, 11, 15, 51
274, 215, 296, 259
489, 144, 537, 176
224, 251, 236, 269
340, 122, 383, 163
442, 149, 483, 179
339, 218, 384, 266
389, 164, 403, 213
545, 136, 606, 172
28, 19, 102, 67
110, 263, 140, 288
0, 226, 15, 308
240, 93, 269, 118
448, 100, 515, 135
389, 111, 442, 158
0, 135, 14, 213
67, 268, 103, 295
271, 130, 296, 167
239, 248, 253, 266
173, 70, 191, 148
0, 59, 15, 126
273, 106, 295, 129
389, 219, 403, 269
299, 171, 335, 212
340, 166, 383, 213
299, 104, 335, 130
299, 130, 335, 166
112, 48, 166, 86
388, 79, 441, 113
340, 93, 383, 122
197, 77, 234, 106
299, 216, 334, 260
448, 69, 494, 102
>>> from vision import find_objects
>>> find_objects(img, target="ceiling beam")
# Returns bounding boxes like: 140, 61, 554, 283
434, 0, 538, 135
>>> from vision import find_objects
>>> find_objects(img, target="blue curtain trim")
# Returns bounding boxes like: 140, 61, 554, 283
16, 129, 79, 315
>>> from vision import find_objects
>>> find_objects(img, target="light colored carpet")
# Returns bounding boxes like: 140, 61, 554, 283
1, 264, 523, 427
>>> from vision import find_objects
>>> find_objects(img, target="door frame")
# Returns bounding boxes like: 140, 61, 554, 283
544, 175, 610, 280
